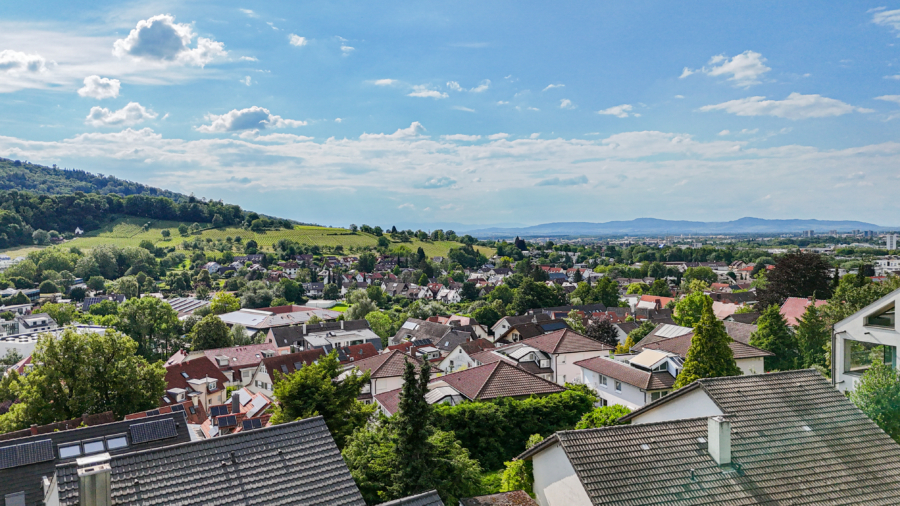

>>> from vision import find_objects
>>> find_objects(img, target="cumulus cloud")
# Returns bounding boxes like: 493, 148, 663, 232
700, 92, 873, 119
196, 106, 306, 133
85, 102, 157, 126
240, 76, 252, 86
718, 129, 730, 136
542, 84, 564, 91
872, 9, 900, 35
408, 85, 447, 99
536, 175, 589, 186
341, 45, 355, 54
359, 121, 427, 140
560, 99, 575, 109
77, 75, 120, 99
415, 176, 456, 189
239, 8, 258, 18
876, 95, 900, 105
112, 14, 226, 67
239, 56, 258, 61
289, 34, 307, 47
452, 106, 476, 112
373, 79, 398, 86
442, 134, 480, 141
598, 104, 639, 118
0, 50, 48, 73
447, 80, 490, 92
681, 51, 770, 87
488, 133, 509, 140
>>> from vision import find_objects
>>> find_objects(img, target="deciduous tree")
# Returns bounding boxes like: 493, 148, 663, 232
758, 251, 833, 309
190, 315, 232, 350
850, 357, 900, 443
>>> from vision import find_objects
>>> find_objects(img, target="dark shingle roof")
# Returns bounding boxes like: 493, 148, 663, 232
378, 490, 444, 506
726, 312, 760, 324
2, 412, 191, 506
348, 349, 423, 378
639, 332, 773, 360
723, 321, 757, 345
524, 370, 900, 505
262, 348, 327, 379
268, 319, 373, 347
56, 416, 365, 506
575, 356, 675, 390
460, 491, 538, 506
436, 361, 565, 400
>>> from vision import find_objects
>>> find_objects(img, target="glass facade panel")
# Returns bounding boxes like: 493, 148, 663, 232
844, 340, 897, 374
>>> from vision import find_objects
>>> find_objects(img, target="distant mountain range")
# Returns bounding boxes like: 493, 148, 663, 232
464, 217, 894, 238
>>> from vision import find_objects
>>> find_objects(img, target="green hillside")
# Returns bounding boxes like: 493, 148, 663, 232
0, 157, 188, 200
2, 216, 493, 259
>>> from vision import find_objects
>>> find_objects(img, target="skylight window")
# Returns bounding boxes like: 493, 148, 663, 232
640, 443, 651, 450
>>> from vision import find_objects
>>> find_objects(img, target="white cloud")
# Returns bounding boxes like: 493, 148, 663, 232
496, 100, 509, 105
113, 14, 226, 67
598, 104, 638, 118
341, 45, 355, 54
289, 34, 308, 47
0, 49, 48, 73
536, 175, 588, 186
674, 95, 685, 99
560, 99, 575, 109
876, 94, 900, 105
85, 101, 157, 126
530, 133, 541, 139
398, 203, 415, 209
740, 128, 759, 134
700, 92, 873, 119
335, 118, 342, 123
873, 9, 900, 35
442, 134, 480, 141
373, 79, 398, 86
488, 133, 509, 140
239, 56, 258, 61
240, 76, 251, 86
408, 85, 447, 99
452, 106, 476, 112
77, 75, 120, 99
681, 51, 770, 87
542, 84, 564, 91
359, 121, 427, 140
447, 80, 490, 92
239, 8, 258, 18
718, 130, 730, 136
196, 106, 306, 133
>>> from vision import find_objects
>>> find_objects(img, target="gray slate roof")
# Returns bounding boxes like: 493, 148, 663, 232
522, 369, 900, 505
55, 416, 365, 506
2, 412, 191, 506
378, 490, 444, 506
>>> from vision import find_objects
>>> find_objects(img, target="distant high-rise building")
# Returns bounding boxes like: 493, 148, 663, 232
887, 234, 899, 251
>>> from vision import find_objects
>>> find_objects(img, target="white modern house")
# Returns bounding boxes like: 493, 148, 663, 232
832, 287, 900, 393
575, 349, 679, 410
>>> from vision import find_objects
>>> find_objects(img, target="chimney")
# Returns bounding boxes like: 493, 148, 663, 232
340, 320, 344, 330
302, 323, 307, 333
232, 391, 240, 414
77, 453, 112, 506
708, 416, 731, 466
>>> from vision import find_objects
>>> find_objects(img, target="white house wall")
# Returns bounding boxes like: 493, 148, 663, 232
630, 387, 723, 425
833, 288, 900, 393
532, 443, 593, 506
373, 376, 404, 396
581, 367, 646, 410
555, 351, 609, 385
736, 357, 764, 376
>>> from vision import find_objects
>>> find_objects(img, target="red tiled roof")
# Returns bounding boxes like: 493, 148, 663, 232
338, 343, 379, 364
198, 343, 279, 371
163, 357, 229, 402
780, 297, 828, 326
516, 328, 614, 354
347, 349, 423, 378
262, 349, 327, 380
435, 361, 565, 400
575, 356, 675, 390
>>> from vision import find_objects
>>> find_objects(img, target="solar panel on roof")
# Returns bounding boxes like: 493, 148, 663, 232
130, 418, 178, 444
0, 439, 54, 469
251, 418, 262, 429
218, 415, 237, 427
146, 409, 160, 416
281, 364, 289, 374
170, 404, 185, 412
209, 405, 228, 417
241, 419, 254, 430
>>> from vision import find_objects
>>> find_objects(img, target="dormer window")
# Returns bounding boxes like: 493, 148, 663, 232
209, 381, 217, 391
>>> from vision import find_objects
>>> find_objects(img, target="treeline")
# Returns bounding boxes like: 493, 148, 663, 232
0, 158, 187, 200
0, 190, 244, 248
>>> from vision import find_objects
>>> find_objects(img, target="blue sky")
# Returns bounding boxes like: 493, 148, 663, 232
1, 1, 900, 228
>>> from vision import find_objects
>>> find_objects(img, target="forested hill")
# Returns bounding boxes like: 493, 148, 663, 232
0, 157, 187, 201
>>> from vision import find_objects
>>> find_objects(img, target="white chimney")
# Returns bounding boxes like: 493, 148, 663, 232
708, 416, 731, 466
340, 320, 344, 330
77, 453, 112, 506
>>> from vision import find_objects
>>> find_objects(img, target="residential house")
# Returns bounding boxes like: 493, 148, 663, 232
200, 389, 274, 438
81, 294, 126, 313
833, 286, 899, 393
247, 348, 327, 396
164, 296, 210, 318
218, 304, 341, 334
266, 319, 382, 354
473, 329, 613, 384
636, 294, 674, 311
391, 318, 464, 347
0, 412, 193, 506
493, 319, 570, 346
161, 357, 229, 412
0, 324, 108, 361
434, 338, 494, 374
781, 296, 828, 326
490, 313, 554, 341
522, 369, 900, 506
166, 342, 280, 387
426, 314, 490, 340
338, 349, 423, 404
15, 313, 57, 334
202, 261, 222, 273
49, 416, 367, 505
375, 361, 566, 416
575, 349, 679, 409
278, 261, 300, 278
634, 328, 772, 376
125, 399, 208, 427
303, 282, 325, 298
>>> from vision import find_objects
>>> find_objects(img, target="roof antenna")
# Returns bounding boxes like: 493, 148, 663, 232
689, 468, 696, 481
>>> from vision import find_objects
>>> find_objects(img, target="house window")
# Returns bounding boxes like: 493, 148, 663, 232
599, 375, 607, 387
650, 390, 670, 402
106, 435, 128, 450
82, 439, 105, 455
615, 381, 622, 392
865, 303, 895, 329
844, 340, 897, 374
58, 443, 82, 459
